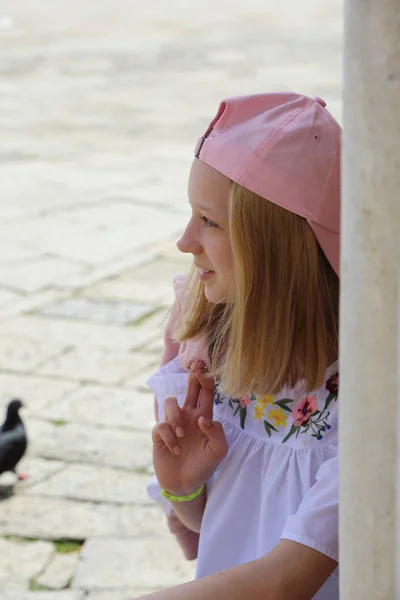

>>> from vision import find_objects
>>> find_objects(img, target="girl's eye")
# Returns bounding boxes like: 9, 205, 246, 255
201, 216, 217, 228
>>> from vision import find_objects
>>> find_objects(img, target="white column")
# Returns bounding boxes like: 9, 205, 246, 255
340, 0, 400, 597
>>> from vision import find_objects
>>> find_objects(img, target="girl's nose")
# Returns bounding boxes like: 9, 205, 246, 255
177, 222, 202, 255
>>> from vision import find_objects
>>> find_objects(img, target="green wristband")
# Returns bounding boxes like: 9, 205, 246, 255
161, 484, 204, 502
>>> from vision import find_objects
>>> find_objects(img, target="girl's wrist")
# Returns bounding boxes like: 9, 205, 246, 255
161, 484, 204, 503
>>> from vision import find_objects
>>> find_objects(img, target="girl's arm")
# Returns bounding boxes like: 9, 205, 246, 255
154, 275, 200, 560
136, 539, 337, 600
169, 487, 206, 534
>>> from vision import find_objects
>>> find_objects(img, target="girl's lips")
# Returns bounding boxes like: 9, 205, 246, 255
198, 268, 215, 281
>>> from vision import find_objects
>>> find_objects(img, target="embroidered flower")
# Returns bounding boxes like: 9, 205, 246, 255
257, 395, 275, 408
267, 407, 287, 428
293, 395, 318, 427
253, 404, 265, 422
239, 394, 252, 408
326, 373, 339, 394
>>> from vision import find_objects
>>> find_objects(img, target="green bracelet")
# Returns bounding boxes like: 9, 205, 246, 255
161, 484, 204, 502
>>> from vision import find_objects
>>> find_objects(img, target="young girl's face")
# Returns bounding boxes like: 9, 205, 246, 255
177, 159, 234, 304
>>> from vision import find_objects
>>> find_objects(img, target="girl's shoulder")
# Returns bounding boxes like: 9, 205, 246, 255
213, 364, 339, 449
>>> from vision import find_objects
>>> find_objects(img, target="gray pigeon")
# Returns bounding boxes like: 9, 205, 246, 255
0, 398, 28, 479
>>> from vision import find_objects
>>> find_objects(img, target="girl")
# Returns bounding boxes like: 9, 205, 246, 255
143, 92, 340, 599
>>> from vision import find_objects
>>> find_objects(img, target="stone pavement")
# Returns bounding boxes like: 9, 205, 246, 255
0, 0, 343, 597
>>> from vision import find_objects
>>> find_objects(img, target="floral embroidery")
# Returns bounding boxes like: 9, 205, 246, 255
238, 394, 252, 408
214, 372, 339, 443
267, 407, 287, 428
282, 372, 339, 443
293, 395, 318, 426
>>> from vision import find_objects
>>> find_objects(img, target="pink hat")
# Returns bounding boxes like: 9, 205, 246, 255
194, 92, 341, 276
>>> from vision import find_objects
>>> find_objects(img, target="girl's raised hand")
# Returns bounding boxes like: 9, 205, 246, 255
152, 364, 228, 497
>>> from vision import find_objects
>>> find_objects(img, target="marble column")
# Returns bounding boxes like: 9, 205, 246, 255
340, 0, 400, 597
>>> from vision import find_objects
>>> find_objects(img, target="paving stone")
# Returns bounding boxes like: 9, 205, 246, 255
72, 538, 195, 590
27, 419, 152, 470
0, 335, 66, 372
40, 297, 153, 326
61, 252, 154, 290
122, 365, 159, 391
13, 456, 66, 489
0, 288, 20, 307
0, 537, 55, 582
0, 240, 40, 264
0, 496, 164, 539
37, 385, 155, 431
0, 258, 88, 293
36, 551, 80, 590
86, 590, 162, 600
0, 373, 78, 417
0, 573, 26, 596
26, 464, 151, 505
38, 347, 155, 385
0, 315, 158, 352
83, 257, 191, 306
0, 289, 72, 320
2, 592, 84, 600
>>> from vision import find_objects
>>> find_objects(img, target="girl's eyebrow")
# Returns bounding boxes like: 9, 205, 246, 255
188, 200, 218, 215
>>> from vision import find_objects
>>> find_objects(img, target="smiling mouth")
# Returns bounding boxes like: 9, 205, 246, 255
198, 268, 215, 281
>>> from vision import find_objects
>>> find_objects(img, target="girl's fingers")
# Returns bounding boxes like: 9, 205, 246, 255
163, 396, 184, 437
152, 422, 181, 455
197, 371, 215, 419
198, 417, 229, 460
182, 371, 201, 409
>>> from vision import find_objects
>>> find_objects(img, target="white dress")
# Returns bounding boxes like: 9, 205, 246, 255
147, 353, 339, 599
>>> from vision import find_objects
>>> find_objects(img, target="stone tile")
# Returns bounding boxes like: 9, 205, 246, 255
13, 457, 66, 489
38, 347, 156, 385
0, 240, 39, 264
0, 573, 26, 596
36, 551, 80, 590
0, 289, 72, 320
87, 590, 162, 600
0, 372, 78, 418
0, 209, 187, 266
26, 464, 151, 505
83, 257, 191, 306
0, 315, 157, 352
40, 297, 154, 326
0, 258, 87, 293
0, 538, 55, 582
61, 251, 153, 290
122, 364, 159, 391
0, 288, 20, 307
2, 592, 84, 600
0, 496, 165, 540
72, 538, 195, 590
27, 419, 152, 471
38, 385, 155, 431
0, 335, 66, 372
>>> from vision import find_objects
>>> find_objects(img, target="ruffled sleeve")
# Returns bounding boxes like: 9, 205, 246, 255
281, 454, 338, 562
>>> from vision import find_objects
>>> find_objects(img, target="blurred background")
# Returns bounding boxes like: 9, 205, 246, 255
0, 1, 342, 598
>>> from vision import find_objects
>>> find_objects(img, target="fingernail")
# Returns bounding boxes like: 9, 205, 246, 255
175, 426, 184, 438
203, 418, 212, 427
173, 445, 181, 455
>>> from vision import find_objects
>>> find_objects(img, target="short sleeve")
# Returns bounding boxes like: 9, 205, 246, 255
281, 454, 338, 562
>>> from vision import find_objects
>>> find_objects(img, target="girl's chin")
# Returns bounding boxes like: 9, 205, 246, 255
203, 282, 228, 305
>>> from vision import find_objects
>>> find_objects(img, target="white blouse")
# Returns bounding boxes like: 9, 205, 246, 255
147, 356, 339, 599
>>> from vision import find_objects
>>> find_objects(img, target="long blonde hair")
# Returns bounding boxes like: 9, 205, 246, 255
175, 182, 339, 397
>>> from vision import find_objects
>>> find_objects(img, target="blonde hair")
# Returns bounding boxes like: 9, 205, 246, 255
175, 182, 339, 397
